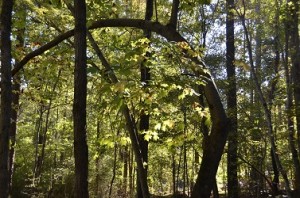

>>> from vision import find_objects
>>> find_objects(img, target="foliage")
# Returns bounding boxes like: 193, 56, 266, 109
5, 0, 300, 197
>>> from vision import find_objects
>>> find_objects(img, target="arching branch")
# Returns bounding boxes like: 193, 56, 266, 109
12, 18, 229, 196
12, 19, 185, 76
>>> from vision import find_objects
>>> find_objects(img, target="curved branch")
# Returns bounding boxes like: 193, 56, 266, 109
13, 17, 228, 197
12, 19, 186, 76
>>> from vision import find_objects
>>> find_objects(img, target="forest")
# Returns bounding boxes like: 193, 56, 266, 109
0, 0, 299, 197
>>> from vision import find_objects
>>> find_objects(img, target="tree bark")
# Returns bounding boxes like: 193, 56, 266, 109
287, 0, 300, 192
226, 0, 238, 197
0, 0, 14, 197
290, 0, 300, 160
137, 1, 153, 197
169, 0, 180, 29
73, 0, 89, 196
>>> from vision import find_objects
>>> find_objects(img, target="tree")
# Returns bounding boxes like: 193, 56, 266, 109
137, 0, 153, 197
73, 0, 89, 196
0, 0, 14, 197
288, 0, 300, 193
237, 0, 292, 196
226, 0, 238, 197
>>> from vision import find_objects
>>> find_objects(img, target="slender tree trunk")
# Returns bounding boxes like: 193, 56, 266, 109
95, 120, 101, 197
86, 26, 150, 198
137, 0, 153, 197
172, 153, 176, 195
250, 1, 265, 195
73, 0, 89, 196
226, 0, 238, 197
286, 0, 300, 192
123, 146, 129, 196
290, 0, 300, 171
239, 6, 292, 196
109, 142, 117, 198
183, 108, 187, 196
176, 146, 183, 193
129, 148, 134, 197
33, 106, 43, 183
0, 0, 14, 196
123, 106, 150, 198
36, 70, 61, 179
271, 148, 280, 195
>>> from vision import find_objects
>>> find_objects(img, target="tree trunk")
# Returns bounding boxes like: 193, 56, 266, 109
129, 148, 134, 197
0, 0, 14, 197
109, 142, 117, 198
271, 148, 280, 195
250, 1, 264, 195
73, 0, 89, 196
95, 120, 101, 197
191, 80, 229, 197
286, 0, 300, 192
33, 106, 43, 183
226, 0, 238, 197
137, 0, 153, 197
239, 6, 292, 196
172, 153, 176, 195
123, 146, 129, 196
35, 70, 61, 180
290, 0, 300, 151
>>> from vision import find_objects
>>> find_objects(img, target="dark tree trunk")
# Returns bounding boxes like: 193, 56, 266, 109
137, 0, 153, 197
226, 0, 238, 197
172, 153, 176, 195
73, 0, 89, 196
288, 0, 300, 192
109, 143, 117, 198
271, 149, 280, 195
86, 25, 150, 198
0, 0, 14, 197
123, 146, 129, 196
191, 81, 229, 198
123, 106, 150, 198
129, 148, 134, 197
137, 113, 149, 198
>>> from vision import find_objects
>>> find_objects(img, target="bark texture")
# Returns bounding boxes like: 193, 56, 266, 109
73, 0, 89, 197
0, 0, 14, 197
289, 0, 300, 193
226, 0, 238, 197
136, 1, 153, 197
